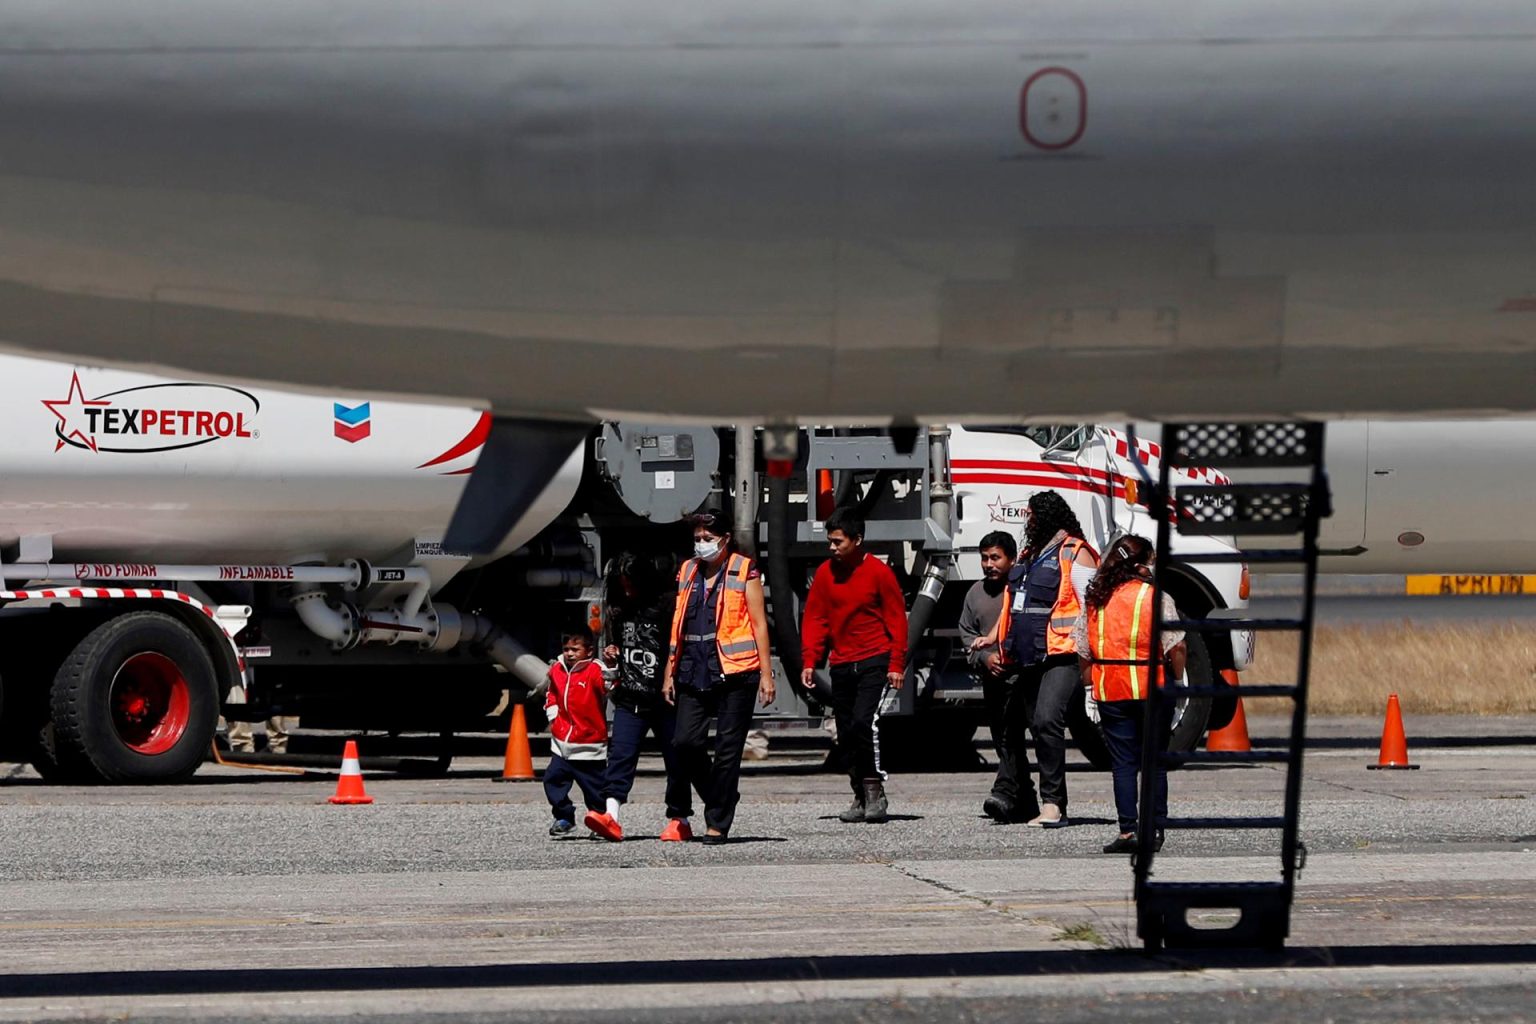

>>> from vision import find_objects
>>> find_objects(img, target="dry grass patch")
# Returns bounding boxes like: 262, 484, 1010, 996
1244, 622, 1536, 716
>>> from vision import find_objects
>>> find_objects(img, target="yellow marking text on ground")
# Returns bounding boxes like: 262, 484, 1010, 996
1405, 574, 1536, 596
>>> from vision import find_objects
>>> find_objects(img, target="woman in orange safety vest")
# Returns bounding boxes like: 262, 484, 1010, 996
661, 508, 775, 845
1076, 535, 1187, 855
971, 491, 1098, 828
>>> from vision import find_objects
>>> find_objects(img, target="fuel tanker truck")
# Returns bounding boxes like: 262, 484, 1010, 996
0, 351, 1267, 783
0, 352, 614, 782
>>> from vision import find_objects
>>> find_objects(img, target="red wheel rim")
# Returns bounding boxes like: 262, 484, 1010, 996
109, 652, 191, 756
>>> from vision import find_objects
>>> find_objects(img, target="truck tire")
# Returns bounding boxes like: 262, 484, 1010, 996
50, 612, 219, 784
1167, 631, 1215, 754
1072, 631, 1215, 769
30, 720, 94, 783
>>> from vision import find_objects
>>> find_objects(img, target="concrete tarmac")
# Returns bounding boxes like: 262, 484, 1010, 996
0, 717, 1533, 1022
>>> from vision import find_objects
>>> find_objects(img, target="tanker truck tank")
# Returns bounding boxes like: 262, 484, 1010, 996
1, 353, 582, 566
0, 353, 586, 784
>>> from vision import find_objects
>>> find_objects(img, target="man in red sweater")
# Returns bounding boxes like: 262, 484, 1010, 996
798, 507, 908, 824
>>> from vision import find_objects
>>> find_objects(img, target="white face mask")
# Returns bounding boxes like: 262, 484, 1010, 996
694, 538, 723, 561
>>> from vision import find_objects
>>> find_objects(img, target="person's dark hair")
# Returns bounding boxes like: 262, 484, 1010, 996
688, 507, 736, 555
688, 508, 731, 537
560, 627, 595, 652
1023, 491, 1086, 556
607, 550, 678, 611
977, 530, 1017, 561
825, 506, 865, 541
1085, 535, 1154, 610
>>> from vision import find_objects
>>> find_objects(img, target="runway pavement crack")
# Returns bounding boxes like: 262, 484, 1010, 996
886, 861, 997, 906
1305, 774, 1412, 801
884, 863, 1144, 950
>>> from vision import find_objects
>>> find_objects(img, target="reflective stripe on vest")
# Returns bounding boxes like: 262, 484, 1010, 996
1088, 581, 1160, 703
1046, 537, 1095, 656
668, 552, 762, 674
999, 536, 1096, 662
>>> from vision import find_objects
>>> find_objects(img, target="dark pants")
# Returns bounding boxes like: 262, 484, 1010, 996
603, 702, 693, 820
673, 673, 756, 834
984, 671, 1039, 819
544, 754, 606, 823
1018, 657, 1082, 812
1099, 698, 1175, 834
830, 656, 890, 796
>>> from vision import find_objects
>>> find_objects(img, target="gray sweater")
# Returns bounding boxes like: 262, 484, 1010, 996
958, 578, 1009, 669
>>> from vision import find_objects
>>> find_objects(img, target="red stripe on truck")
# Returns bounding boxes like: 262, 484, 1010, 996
952, 472, 1126, 498
418, 412, 491, 470
951, 458, 1115, 482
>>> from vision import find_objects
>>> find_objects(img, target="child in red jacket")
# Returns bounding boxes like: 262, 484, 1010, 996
543, 629, 612, 836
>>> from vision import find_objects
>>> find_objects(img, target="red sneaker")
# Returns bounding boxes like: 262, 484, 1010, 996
583, 810, 623, 842
659, 818, 693, 842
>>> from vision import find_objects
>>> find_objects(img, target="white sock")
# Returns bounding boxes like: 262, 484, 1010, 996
606, 798, 621, 820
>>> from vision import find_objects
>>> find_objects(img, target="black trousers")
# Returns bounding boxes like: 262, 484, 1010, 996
672, 673, 756, 834
544, 754, 606, 823
1019, 657, 1082, 812
829, 656, 890, 796
603, 702, 693, 820
984, 671, 1039, 820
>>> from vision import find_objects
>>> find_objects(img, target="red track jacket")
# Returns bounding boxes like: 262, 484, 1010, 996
544, 656, 609, 760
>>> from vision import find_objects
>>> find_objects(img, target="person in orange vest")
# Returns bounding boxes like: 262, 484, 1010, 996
972, 491, 1098, 828
661, 508, 775, 845
1076, 535, 1186, 855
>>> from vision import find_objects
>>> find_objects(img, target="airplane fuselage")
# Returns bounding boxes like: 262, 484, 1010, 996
1, 2, 1534, 421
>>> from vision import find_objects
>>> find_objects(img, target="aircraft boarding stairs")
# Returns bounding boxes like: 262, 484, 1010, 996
1134, 422, 1329, 951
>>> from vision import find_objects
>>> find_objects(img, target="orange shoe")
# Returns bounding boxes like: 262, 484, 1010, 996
659, 818, 693, 842
583, 810, 623, 842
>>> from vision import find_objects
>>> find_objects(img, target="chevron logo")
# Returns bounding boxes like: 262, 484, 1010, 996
333, 402, 371, 443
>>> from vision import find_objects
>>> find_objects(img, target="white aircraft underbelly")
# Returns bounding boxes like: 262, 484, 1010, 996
0, 1, 1533, 421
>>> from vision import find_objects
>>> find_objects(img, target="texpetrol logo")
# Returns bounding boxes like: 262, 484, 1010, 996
42, 372, 259, 453
987, 499, 1030, 524
334, 402, 371, 443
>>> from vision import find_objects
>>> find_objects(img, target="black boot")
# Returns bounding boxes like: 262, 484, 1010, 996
862, 778, 889, 824
838, 793, 866, 823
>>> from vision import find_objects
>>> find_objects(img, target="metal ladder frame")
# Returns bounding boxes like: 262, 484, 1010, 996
1135, 422, 1330, 951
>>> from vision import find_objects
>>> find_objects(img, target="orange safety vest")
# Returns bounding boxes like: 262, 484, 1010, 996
668, 552, 762, 675
1086, 580, 1164, 702
997, 536, 1098, 662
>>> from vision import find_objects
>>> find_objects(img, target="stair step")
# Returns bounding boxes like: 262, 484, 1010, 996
1161, 750, 1292, 765
1165, 422, 1324, 470
1174, 549, 1309, 565
1177, 684, 1298, 698
1166, 618, 1305, 632
1161, 816, 1286, 830
1141, 880, 1289, 897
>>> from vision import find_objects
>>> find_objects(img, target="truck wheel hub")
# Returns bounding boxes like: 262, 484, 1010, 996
108, 652, 192, 756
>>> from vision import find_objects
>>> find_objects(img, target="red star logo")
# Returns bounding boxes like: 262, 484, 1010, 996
987, 500, 1027, 523
41, 372, 109, 452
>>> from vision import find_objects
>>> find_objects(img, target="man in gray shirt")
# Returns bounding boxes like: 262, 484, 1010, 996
959, 530, 1035, 823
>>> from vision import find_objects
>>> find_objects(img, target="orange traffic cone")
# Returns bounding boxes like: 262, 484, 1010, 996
1205, 669, 1252, 752
815, 469, 836, 521
328, 739, 374, 804
493, 703, 536, 783
1368, 693, 1419, 770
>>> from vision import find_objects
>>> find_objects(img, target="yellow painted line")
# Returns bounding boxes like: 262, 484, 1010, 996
1405, 574, 1536, 596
